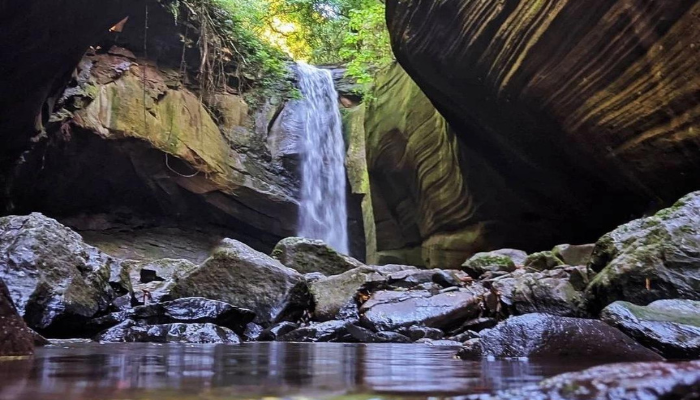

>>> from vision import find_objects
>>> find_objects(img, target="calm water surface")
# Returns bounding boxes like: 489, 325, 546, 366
0, 343, 602, 400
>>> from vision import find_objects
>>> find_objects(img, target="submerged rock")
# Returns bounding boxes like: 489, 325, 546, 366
360, 286, 487, 331
461, 249, 525, 278
600, 300, 700, 359
169, 239, 310, 325
0, 213, 116, 334
271, 237, 364, 275
0, 278, 34, 356
458, 313, 663, 361
473, 361, 700, 400
96, 320, 240, 344
586, 192, 700, 312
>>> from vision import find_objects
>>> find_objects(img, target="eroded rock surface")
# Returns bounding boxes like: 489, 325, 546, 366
386, 0, 700, 255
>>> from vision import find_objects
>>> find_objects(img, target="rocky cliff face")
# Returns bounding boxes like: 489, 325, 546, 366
0, 1, 366, 259
355, 64, 547, 267
385, 0, 700, 254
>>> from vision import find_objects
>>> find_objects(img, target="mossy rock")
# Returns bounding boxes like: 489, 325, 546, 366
523, 251, 564, 271
585, 191, 700, 312
461, 249, 526, 278
271, 237, 365, 276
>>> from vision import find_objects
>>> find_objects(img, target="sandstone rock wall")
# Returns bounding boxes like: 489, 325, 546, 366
386, 0, 700, 252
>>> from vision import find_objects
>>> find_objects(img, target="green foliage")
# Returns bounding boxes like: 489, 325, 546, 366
169, 0, 393, 97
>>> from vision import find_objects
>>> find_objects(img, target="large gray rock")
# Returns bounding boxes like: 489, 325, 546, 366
475, 361, 700, 400
586, 192, 700, 312
601, 300, 700, 359
271, 237, 364, 275
169, 238, 310, 325
461, 249, 526, 278
552, 243, 595, 266
96, 320, 240, 344
458, 313, 663, 361
124, 258, 199, 303
360, 285, 487, 331
491, 266, 593, 317
0, 213, 116, 334
308, 264, 420, 321
0, 278, 34, 356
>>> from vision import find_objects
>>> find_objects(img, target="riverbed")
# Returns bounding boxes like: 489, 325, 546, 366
0, 342, 605, 400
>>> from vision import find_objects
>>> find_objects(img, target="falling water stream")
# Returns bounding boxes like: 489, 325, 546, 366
296, 63, 349, 254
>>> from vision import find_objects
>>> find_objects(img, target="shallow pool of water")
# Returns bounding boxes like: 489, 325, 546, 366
0, 342, 603, 399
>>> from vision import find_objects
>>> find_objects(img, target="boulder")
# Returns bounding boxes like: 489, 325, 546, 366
458, 313, 663, 361
278, 320, 352, 343
477, 361, 700, 400
0, 213, 116, 334
360, 286, 487, 331
96, 320, 240, 344
491, 266, 593, 317
271, 237, 364, 275
461, 249, 524, 278
552, 244, 595, 267
308, 264, 421, 321
601, 300, 700, 359
586, 192, 700, 312
523, 251, 564, 271
0, 278, 34, 356
169, 239, 310, 325
406, 326, 444, 341
124, 258, 199, 303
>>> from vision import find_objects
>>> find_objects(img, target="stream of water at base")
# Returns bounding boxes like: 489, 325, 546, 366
0, 342, 606, 400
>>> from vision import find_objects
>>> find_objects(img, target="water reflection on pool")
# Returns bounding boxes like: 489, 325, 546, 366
0, 342, 601, 399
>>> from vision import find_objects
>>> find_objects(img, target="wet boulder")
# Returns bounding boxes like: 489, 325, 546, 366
271, 237, 364, 275
600, 300, 700, 359
124, 258, 199, 304
491, 266, 593, 317
406, 325, 445, 341
360, 285, 487, 332
552, 243, 595, 266
96, 320, 240, 343
461, 249, 525, 278
478, 361, 700, 400
0, 278, 34, 356
586, 192, 700, 312
308, 264, 420, 321
458, 313, 663, 361
278, 320, 352, 342
169, 239, 310, 325
0, 213, 116, 334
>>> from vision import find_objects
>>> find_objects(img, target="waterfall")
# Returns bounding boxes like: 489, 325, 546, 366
295, 63, 349, 255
